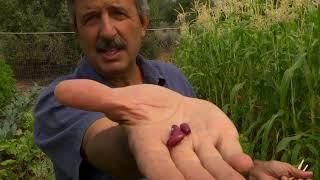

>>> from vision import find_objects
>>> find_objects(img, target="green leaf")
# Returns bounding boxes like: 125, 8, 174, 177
0, 159, 16, 166
276, 134, 302, 153
230, 81, 246, 102
291, 143, 302, 164
279, 53, 306, 108
306, 143, 319, 157
261, 110, 284, 159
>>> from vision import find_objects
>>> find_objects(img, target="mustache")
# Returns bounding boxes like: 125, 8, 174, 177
96, 36, 127, 53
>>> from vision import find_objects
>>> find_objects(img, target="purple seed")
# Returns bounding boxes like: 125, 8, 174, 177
170, 125, 179, 135
180, 123, 191, 135
167, 129, 185, 147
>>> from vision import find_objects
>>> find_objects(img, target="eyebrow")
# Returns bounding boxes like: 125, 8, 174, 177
79, 10, 97, 21
79, 6, 98, 20
108, 5, 129, 14
80, 4, 129, 18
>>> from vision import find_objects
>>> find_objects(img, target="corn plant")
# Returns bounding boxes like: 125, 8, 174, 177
173, 0, 320, 178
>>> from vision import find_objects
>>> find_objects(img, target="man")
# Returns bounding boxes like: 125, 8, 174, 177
34, 0, 312, 179
34, 0, 252, 179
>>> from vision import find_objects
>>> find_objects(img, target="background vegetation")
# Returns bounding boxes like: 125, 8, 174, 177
0, 59, 54, 178
0, 0, 319, 179
0, 60, 16, 109
174, 0, 320, 178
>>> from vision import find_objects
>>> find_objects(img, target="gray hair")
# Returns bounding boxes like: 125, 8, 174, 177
67, 0, 150, 26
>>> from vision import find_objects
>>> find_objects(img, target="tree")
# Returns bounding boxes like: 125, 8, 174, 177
0, 0, 71, 32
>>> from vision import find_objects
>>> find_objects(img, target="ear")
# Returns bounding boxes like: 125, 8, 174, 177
141, 16, 149, 37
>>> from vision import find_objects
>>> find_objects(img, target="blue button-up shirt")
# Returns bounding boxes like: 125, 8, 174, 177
34, 55, 195, 180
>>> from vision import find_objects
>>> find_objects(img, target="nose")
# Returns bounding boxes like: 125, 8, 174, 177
99, 14, 117, 38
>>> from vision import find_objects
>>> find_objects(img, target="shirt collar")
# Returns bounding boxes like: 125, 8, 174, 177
136, 55, 165, 85
74, 55, 166, 86
74, 56, 107, 85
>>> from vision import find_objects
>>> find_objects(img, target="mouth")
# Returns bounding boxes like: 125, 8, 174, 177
97, 48, 122, 60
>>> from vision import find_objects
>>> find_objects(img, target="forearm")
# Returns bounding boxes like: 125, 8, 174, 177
82, 118, 142, 180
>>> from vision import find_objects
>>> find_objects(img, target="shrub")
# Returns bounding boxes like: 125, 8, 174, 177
0, 86, 40, 140
0, 60, 16, 108
140, 32, 161, 59
2, 35, 81, 83
0, 111, 54, 179
0, 86, 54, 179
154, 22, 180, 50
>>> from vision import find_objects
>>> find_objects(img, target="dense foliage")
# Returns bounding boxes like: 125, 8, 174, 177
0, 87, 54, 179
149, 0, 213, 24
0, 61, 16, 108
174, 0, 320, 178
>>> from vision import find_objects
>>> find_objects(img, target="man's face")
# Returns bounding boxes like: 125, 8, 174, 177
74, 0, 148, 76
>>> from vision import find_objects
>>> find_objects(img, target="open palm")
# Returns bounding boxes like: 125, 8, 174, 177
55, 79, 253, 180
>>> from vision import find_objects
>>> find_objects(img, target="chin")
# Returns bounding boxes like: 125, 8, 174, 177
99, 61, 130, 75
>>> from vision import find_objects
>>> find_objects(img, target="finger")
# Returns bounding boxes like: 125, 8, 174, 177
281, 176, 289, 180
278, 161, 313, 179
170, 137, 215, 180
133, 142, 185, 180
248, 171, 273, 180
288, 167, 313, 179
215, 135, 254, 174
55, 79, 147, 124
197, 139, 246, 180
55, 79, 115, 112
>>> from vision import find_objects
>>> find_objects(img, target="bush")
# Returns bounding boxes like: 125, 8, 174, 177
0, 111, 54, 179
2, 34, 81, 83
0, 86, 40, 140
0, 60, 16, 108
140, 32, 161, 59
0, 86, 54, 179
154, 22, 180, 50
140, 22, 180, 60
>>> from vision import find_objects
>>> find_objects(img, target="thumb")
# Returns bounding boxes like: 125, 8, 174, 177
55, 79, 117, 113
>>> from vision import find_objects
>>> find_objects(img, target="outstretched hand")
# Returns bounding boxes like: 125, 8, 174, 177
55, 79, 253, 180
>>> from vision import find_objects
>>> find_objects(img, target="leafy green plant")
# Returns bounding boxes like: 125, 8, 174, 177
0, 60, 16, 109
0, 111, 54, 180
0, 86, 54, 179
0, 86, 40, 140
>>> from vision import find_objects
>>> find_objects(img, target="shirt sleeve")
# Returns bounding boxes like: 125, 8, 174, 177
34, 80, 105, 180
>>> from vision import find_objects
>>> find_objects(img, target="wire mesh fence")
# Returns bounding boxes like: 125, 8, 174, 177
0, 27, 180, 86
0, 33, 80, 85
